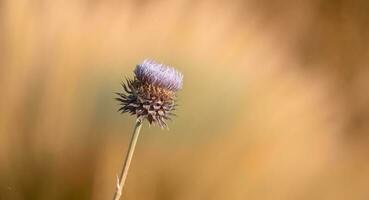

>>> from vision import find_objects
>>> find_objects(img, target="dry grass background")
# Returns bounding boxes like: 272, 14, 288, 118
0, 0, 369, 199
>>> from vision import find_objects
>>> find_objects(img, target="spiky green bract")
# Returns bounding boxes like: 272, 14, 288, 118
116, 78, 179, 128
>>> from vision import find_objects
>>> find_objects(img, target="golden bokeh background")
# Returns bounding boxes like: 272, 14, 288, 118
1, 0, 369, 199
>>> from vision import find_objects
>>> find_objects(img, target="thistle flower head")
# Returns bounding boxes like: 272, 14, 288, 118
116, 59, 183, 128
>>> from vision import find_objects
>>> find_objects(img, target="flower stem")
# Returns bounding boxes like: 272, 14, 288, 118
113, 119, 143, 200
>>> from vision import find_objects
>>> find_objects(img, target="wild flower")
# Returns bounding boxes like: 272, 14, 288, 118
116, 59, 183, 128
112, 59, 183, 200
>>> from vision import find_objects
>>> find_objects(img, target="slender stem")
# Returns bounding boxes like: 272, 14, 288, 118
113, 120, 143, 200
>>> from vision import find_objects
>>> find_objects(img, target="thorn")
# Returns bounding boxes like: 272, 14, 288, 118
116, 175, 120, 187
116, 174, 122, 194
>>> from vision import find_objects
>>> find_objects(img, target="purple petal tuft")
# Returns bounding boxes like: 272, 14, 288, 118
134, 59, 183, 91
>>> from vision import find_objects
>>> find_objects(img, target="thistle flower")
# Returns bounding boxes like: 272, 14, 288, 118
116, 59, 183, 128
112, 60, 183, 200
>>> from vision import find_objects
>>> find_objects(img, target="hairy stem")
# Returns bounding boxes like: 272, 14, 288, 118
113, 120, 143, 200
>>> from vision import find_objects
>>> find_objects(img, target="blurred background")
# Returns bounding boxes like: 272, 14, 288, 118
1, 0, 369, 199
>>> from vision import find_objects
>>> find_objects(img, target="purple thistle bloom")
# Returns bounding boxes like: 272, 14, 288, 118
116, 59, 183, 128
134, 59, 183, 91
